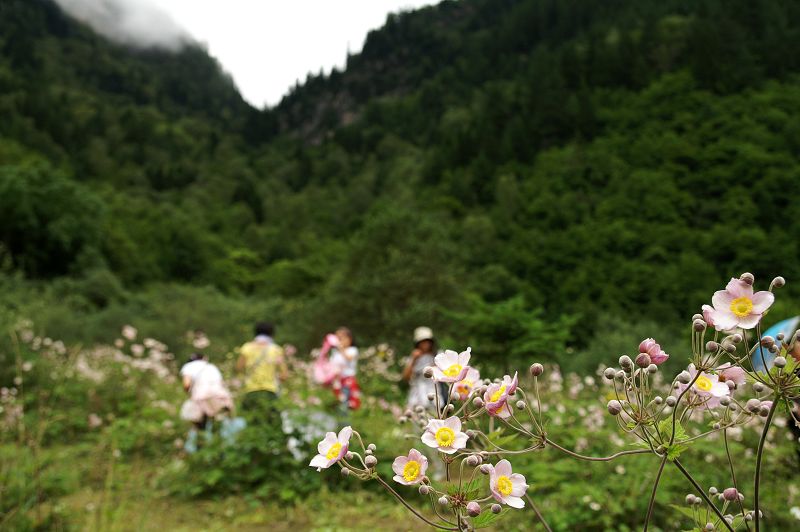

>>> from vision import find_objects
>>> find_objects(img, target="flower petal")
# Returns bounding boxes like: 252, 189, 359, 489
443, 416, 462, 432
494, 459, 512, 477
453, 432, 468, 449
504, 495, 525, 508
392, 456, 409, 476
736, 312, 762, 330
725, 278, 753, 299
338, 426, 353, 444
421, 432, 438, 448
750, 291, 774, 313
318, 432, 337, 454
510, 473, 528, 496
309, 454, 330, 469
710, 310, 738, 331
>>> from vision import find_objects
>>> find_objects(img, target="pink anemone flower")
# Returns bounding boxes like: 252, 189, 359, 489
639, 338, 669, 365
392, 448, 428, 485
432, 348, 471, 382
708, 278, 774, 331
717, 363, 747, 386
454, 367, 481, 400
489, 459, 528, 508
421, 416, 469, 454
309, 426, 352, 470
484, 373, 518, 419
675, 364, 730, 409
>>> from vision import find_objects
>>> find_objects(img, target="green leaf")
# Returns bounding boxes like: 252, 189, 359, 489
472, 507, 509, 529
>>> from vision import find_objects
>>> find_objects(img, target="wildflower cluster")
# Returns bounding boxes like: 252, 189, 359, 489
310, 273, 796, 531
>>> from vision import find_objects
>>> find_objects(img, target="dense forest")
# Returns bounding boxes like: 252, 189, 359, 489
1, 0, 800, 367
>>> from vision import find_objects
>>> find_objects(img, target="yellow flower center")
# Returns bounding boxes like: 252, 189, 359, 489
730, 297, 753, 318
695, 375, 713, 392
497, 475, 513, 496
435, 426, 456, 447
403, 460, 421, 482
456, 380, 473, 394
443, 364, 463, 377
325, 442, 342, 460
490, 385, 507, 403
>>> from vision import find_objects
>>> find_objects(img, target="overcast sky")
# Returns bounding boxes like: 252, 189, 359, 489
55, 0, 437, 108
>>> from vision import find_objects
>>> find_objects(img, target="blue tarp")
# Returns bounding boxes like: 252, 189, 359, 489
751, 316, 800, 373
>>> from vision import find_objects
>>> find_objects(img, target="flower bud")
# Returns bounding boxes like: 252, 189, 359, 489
653, 396, 663, 405
746, 399, 761, 413
635, 353, 651, 368
666, 396, 677, 407
438, 496, 449, 506
615, 370, 626, 380
619, 355, 632, 368
677, 371, 691, 384
465, 429, 477, 438
774, 356, 787, 368
725, 380, 735, 390
466, 501, 481, 517
693, 319, 707, 331
516, 400, 526, 410
685, 494, 696, 505
753, 382, 765, 393
760, 336, 775, 348
739, 272, 755, 285
772, 276, 785, 288
365, 455, 377, 467
731, 333, 742, 344
466, 455, 479, 467
345, 451, 354, 460
713, 422, 721, 429
529, 363, 544, 377
365, 449, 373, 456
423, 366, 434, 378
419, 484, 430, 495
722, 488, 739, 501
709, 487, 718, 495
692, 313, 704, 322
706, 341, 719, 352
473, 397, 484, 408
427, 393, 435, 401
719, 396, 731, 407
479, 464, 492, 475
759, 405, 771, 417
647, 364, 658, 374
604, 368, 616, 380
491, 504, 502, 514
777, 332, 785, 341
341, 467, 350, 477
367, 443, 377, 451
704, 523, 714, 531
607, 400, 622, 416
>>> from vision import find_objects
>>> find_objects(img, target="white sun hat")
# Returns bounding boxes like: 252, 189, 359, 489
413, 326, 434, 345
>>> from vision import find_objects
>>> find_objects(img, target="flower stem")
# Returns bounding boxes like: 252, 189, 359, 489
545, 439, 651, 461
672, 459, 734, 532
724, 429, 750, 531
374, 476, 459, 531
524, 493, 553, 532
643, 455, 668, 531
754, 397, 777, 532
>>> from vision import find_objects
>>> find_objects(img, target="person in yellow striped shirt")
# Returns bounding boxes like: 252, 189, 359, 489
236, 322, 288, 415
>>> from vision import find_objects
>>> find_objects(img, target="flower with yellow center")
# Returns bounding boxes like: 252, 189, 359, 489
490, 385, 507, 403
443, 364, 463, 378
496, 475, 513, 496
325, 442, 342, 460
694, 375, 713, 392
402, 460, 420, 482
435, 427, 455, 447
730, 297, 754, 318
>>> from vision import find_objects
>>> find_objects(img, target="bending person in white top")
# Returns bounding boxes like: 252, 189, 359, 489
329, 327, 361, 411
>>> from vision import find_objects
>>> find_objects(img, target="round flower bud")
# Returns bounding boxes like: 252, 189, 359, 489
423, 366, 434, 378
479, 464, 492, 475
753, 382, 764, 393
473, 397, 484, 408
491, 504, 502, 514
706, 341, 719, 352
635, 353, 651, 368
438, 496, 449, 506
666, 396, 677, 407
760, 336, 775, 348
769, 345, 779, 354
341, 468, 351, 477
713, 423, 721, 429
745, 513, 753, 521
607, 400, 622, 416
777, 332, 785, 341
739, 272, 755, 285
444, 404, 455, 415
418, 484, 430, 495
746, 399, 761, 413
709, 486, 718, 495
722, 488, 739, 501
704, 523, 714, 531
415, 405, 425, 414
367, 443, 376, 452
774, 356, 787, 368
365, 449, 373, 456
692, 313, 704, 321
345, 451, 354, 460
731, 333, 742, 344
685, 494, 696, 505
427, 393, 435, 401
772, 276, 785, 288
759, 405, 771, 417
529, 363, 544, 377
677, 371, 691, 384
398, 416, 408, 423
615, 370, 626, 380
726, 380, 736, 390
364, 455, 378, 467
466, 455, 479, 467
604, 367, 616, 380
648, 364, 658, 374
516, 400, 526, 410
693, 319, 707, 331
619, 355, 633, 368
466, 501, 481, 517
729, 403, 738, 412
719, 396, 731, 407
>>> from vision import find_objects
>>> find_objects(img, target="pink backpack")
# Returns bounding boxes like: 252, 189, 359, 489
312, 334, 339, 385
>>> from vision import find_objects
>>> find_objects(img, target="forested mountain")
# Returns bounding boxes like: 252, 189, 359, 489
1, 0, 800, 362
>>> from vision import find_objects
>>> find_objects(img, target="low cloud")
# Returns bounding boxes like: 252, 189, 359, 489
53, 0, 192, 50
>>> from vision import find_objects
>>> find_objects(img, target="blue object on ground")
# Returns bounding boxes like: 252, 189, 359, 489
752, 316, 800, 373
220, 416, 246, 445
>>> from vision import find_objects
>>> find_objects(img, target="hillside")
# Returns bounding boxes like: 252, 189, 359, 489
1, 0, 800, 363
